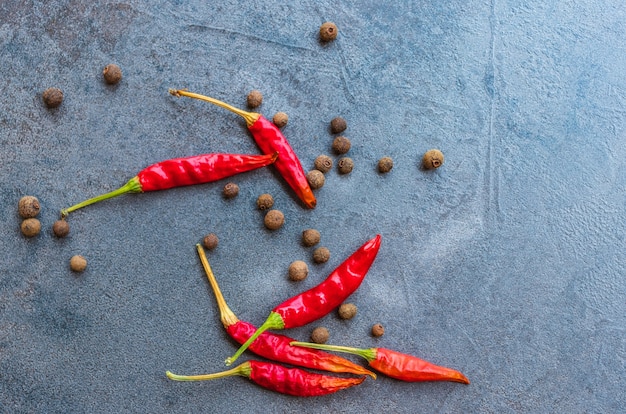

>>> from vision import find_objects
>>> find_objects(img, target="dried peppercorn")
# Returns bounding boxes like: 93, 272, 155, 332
70, 255, 87, 272
103, 64, 122, 84
319, 22, 338, 42
247, 90, 263, 108
371, 323, 385, 337
302, 229, 321, 247
312, 246, 331, 264
422, 149, 444, 169
52, 219, 70, 238
288, 260, 309, 281
264, 209, 284, 230
337, 157, 354, 174
223, 182, 239, 199
311, 327, 330, 344
21, 218, 41, 237
330, 117, 347, 134
378, 157, 393, 173
42, 87, 63, 108
338, 303, 357, 320
272, 112, 288, 128
203, 233, 219, 250
314, 155, 333, 173
306, 170, 325, 190
256, 193, 274, 210
18, 196, 40, 218
332, 136, 351, 154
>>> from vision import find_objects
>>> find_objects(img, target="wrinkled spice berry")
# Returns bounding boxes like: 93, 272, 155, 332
70, 255, 87, 272
203, 233, 219, 250
422, 149, 444, 169
256, 193, 274, 210
332, 136, 351, 155
42, 87, 63, 108
312, 246, 330, 264
371, 323, 385, 337
319, 22, 338, 42
330, 117, 347, 134
18, 196, 40, 218
103, 64, 122, 84
288, 260, 309, 281
378, 157, 394, 173
302, 229, 321, 247
337, 157, 354, 174
311, 326, 330, 344
52, 219, 70, 238
264, 209, 285, 230
306, 170, 325, 190
272, 112, 289, 128
223, 182, 239, 199
314, 155, 333, 173
21, 218, 41, 237
338, 303, 357, 320
247, 90, 263, 108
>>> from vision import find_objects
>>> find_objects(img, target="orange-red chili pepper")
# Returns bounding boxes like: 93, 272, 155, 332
166, 361, 365, 397
196, 244, 376, 378
169, 89, 316, 209
60, 152, 277, 217
226, 234, 382, 365
290, 342, 470, 384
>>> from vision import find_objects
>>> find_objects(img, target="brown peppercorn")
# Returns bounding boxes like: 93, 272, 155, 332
332, 136, 351, 155
314, 155, 333, 173
70, 255, 87, 272
310, 326, 330, 344
272, 112, 288, 128
306, 170, 325, 190
42, 87, 63, 108
264, 209, 285, 230
319, 22, 338, 42
18, 196, 40, 218
247, 90, 263, 108
223, 182, 239, 199
103, 64, 122, 84
21, 218, 41, 237
337, 157, 354, 174
338, 303, 357, 320
202, 233, 219, 250
52, 219, 70, 238
288, 260, 309, 281
302, 229, 321, 247
422, 149, 444, 169
371, 323, 385, 337
378, 156, 394, 173
256, 193, 274, 210
312, 246, 330, 264
330, 117, 347, 134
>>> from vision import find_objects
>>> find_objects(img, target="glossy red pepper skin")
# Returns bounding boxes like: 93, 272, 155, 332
371, 348, 469, 384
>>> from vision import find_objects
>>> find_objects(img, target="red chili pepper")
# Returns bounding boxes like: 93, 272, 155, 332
169, 89, 316, 209
166, 361, 365, 397
60, 152, 277, 217
196, 244, 376, 379
290, 342, 470, 384
226, 234, 382, 365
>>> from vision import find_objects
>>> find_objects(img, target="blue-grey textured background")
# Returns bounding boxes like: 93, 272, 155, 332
1, 1, 625, 412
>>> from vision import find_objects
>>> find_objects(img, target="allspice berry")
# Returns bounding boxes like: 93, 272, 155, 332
288, 260, 309, 281
223, 182, 239, 199
18, 196, 40, 218
272, 112, 288, 128
378, 156, 394, 173
203, 233, 219, 250
337, 157, 354, 174
256, 193, 274, 210
314, 155, 333, 173
330, 117, 347, 134
310, 326, 330, 344
422, 149, 444, 169
338, 303, 357, 320
42, 87, 63, 108
319, 22, 338, 42
371, 323, 385, 337
52, 219, 70, 238
312, 246, 330, 264
302, 229, 321, 247
247, 90, 263, 108
332, 136, 351, 154
306, 170, 325, 190
21, 218, 41, 237
70, 255, 87, 272
264, 209, 285, 230
103, 64, 122, 84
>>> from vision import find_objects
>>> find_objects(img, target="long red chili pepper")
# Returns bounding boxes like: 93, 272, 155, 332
169, 89, 316, 209
226, 234, 382, 365
166, 361, 365, 397
196, 244, 376, 379
290, 342, 470, 384
60, 152, 277, 217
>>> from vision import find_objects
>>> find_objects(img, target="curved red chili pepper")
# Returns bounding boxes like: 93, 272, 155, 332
166, 361, 365, 397
169, 89, 316, 209
60, 152, 277, 217
196, 244, 376, 378
225, 234, 382, 365
290, 342, 470, 384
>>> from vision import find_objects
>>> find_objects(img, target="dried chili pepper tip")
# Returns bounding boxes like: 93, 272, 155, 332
338, 303, 357, 320
42, 87, 63, 108
52, 219, 70, 238
371, 323, 385, 337
378, 157, 394, 173
332, 136, 351, 155
203, 233, 219, 250
312, 246, 330, 264
306, 169, 325, 190
319, 22, 338, 42
223, 182, 239, 199
21, 218, 41, 237
70, 255, 87, 272
102, 64, 122, 85
337, 157, 354, 174
311, 327, 330, 344
422, 149, 444, 169
302, 228, 321, 247
314, 155, 333, 173
256, 193, 274, 210
18, 196, 40, 218
288, 260, 309, 281
246, 90, 263, 108
264, 209, 285, 230
272, 112, 288, 128
330, 117, 347, 134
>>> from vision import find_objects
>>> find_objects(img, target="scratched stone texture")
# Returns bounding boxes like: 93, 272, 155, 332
1, 0, 625, 413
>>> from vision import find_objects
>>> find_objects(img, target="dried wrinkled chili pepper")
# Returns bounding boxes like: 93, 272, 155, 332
196, 244, 376, 378
60, 152, 277, 217
226, 234, 382, 365
166, 361, 365, 397
290, 342, 470, 384
169, 89, 316, 209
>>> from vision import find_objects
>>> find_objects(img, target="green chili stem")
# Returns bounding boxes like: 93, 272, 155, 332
225, 311, 285, 366
290, 341, 377, 363
196, 244, 239, 327
61, 177, 142, 218
166, 361, 251, 382
169, 89, 259, 127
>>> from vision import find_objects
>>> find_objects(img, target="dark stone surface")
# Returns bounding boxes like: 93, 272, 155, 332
1, 1, 625, 412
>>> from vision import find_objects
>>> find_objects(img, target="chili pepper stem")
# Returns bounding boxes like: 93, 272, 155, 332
196, 244, 239, 327
61, 177, 142, 218
290, 342, 376, 362
169, 89, 260, 127
226, 311, 285, 366
166, 361, 251, 382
